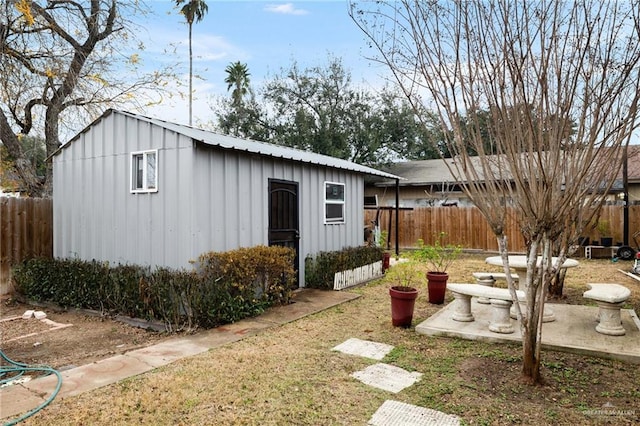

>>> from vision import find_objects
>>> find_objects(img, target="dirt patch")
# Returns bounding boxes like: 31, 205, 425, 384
0, 298, 169, 371
457, 351, 639, 424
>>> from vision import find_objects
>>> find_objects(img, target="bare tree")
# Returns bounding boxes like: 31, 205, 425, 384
351, 0, 640, 383
0, 0, 174, 196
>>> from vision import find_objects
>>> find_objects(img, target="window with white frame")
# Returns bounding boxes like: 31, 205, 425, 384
324, 181, 345, 224
130, 150, 158, 193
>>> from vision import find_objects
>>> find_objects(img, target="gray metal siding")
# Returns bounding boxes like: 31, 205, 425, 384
54, 111, 367, 286
54, 112, 195, 269
190, 145, 364, 285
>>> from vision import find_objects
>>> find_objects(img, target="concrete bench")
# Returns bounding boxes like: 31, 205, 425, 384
472, 272, 520, 283
472, 272, 520, 304
447, 283, 525, 334
583, 283, 631, 336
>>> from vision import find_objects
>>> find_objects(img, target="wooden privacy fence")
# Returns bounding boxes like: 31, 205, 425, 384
365, 205, 640, 252
0, 197, 53, 294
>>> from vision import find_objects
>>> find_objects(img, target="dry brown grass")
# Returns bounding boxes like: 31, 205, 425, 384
22, 253, 640, 425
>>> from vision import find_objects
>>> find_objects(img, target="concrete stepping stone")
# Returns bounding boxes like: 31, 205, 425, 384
351, 363, 422, 393
368, 400, 461, 426
332, 338, 394, 360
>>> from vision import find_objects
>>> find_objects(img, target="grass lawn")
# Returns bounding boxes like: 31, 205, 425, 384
23, 253, 640, 425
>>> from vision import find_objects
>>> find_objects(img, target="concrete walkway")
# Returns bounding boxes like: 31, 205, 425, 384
0, 289, 360, 422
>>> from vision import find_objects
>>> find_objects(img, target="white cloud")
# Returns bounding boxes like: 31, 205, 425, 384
264, 3, 309, 16
191, 35, 248, 62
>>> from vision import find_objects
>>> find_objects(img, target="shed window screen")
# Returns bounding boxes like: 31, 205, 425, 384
324, 181, 345, 224
130, 150, 158, 193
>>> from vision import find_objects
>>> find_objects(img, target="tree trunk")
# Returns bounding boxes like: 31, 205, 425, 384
548, 268, 567, 298
43, 104, 62, 197
520, 241, 544, 384
0, 112, 42, 196
521, 327, 541, 384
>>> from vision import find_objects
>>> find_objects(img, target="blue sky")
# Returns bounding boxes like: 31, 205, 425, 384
136, 1, 389, 125
133, 1, 639, 145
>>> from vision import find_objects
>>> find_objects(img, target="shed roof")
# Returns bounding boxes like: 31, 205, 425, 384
59, 109, 401, 180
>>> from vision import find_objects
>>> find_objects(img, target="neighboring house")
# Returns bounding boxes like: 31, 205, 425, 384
367, 145, 640, 208
626, 145, 640, 203
52, 109, 400, 286
366, 157, 473, 208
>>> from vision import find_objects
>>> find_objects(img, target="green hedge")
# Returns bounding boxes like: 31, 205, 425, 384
304, 245, 383, 289
12, 245, 296, 331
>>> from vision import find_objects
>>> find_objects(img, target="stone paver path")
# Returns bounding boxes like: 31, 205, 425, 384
333, 338, 460, 425
332, 337, 394, 360
369, 400, 461, 426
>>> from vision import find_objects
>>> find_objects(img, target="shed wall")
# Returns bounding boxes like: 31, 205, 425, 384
53, 112, 195, 269
191, 143, 365, 285
54, 113, 366, 286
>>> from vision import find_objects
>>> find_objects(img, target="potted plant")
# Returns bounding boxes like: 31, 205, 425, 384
386, 260, 423, 327
377, 229, 391, 272
597, 220, 613, 247
414, 232, 462, 304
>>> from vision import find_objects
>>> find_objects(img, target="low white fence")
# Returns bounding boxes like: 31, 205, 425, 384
333, 261, 383, 290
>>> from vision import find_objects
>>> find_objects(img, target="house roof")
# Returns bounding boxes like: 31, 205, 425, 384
375, 145, 640, 188
374, 157, 479, 187
58, 109, 402, 180
626, 145, 640, 183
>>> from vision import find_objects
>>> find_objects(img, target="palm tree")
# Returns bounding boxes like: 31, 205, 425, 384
224, 61, 251, 108
175, 0, 209, 126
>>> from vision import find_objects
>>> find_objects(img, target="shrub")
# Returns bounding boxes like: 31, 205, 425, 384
413, 232, 462, 273
195, 245, 296, 324
146, 268, 200, 331
305, 245, 383, 289
103, 264, 149, 317
12, 245, 297, 331
13, 258, 109, 309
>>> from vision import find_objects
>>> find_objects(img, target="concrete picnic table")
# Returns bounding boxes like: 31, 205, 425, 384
484, 255, 579, 322
485, 255, 579, 271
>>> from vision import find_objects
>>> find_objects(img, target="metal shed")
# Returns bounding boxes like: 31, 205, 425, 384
52, 109, 400, 286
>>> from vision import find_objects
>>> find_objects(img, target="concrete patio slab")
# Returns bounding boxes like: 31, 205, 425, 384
368, 400, 461, 426
416, 299, 640, 363
351, 363, 423, 393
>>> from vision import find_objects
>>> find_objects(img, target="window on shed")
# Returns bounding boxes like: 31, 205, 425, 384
130, 150, 158, 193
324, 181, 345, 224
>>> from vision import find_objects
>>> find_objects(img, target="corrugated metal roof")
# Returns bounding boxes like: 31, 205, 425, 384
60, 109, 401, 180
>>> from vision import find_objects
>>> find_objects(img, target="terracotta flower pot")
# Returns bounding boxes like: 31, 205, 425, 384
389, 286, 418, 328
426, 271, 448, 304
382, 252, 391, 272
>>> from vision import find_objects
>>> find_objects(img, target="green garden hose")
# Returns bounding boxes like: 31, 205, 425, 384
0, 350, 62, 426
